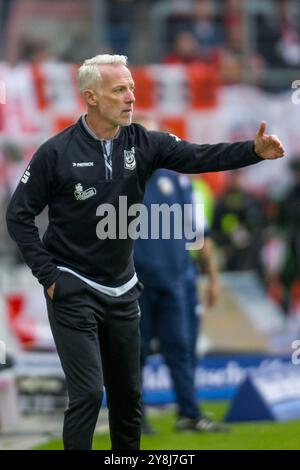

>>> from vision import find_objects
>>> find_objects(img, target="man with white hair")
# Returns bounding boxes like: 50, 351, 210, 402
6, 54, 285, 450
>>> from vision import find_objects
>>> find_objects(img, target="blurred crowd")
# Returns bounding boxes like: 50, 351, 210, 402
0, 0, 299, 88
209, 163, 300, 317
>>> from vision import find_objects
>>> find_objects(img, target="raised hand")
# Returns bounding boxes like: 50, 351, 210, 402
254, 121, 285, 160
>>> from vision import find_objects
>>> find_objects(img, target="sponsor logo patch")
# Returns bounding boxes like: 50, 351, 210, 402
21, 166, 31, 184
72, 162, 94, 167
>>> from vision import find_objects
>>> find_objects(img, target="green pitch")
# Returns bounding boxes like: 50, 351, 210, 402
34, 401, 300, 450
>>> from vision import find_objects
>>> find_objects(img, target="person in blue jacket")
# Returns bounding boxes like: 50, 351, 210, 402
133, 114, 222, 432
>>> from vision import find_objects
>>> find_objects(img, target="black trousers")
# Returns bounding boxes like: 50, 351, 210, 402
44, 271, 142, 450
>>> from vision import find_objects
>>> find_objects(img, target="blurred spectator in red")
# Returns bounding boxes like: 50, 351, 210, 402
164, 31, 204, 65
223, 0, 243, 32
220, 21, 265, 84
211, 170, 264, 272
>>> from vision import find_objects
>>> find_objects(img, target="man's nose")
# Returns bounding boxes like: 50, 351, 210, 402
125, 90, 135, 103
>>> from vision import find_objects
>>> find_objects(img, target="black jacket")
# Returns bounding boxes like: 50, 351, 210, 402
6, 118, 263, 289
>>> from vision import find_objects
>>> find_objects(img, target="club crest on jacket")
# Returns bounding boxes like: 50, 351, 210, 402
74, 183, 97, 201
124, 147, 136, 170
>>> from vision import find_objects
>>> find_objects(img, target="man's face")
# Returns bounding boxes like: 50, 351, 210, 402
93, 64, 135, 127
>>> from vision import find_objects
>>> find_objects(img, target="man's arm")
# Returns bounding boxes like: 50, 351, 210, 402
6, 143, 61, 291
151, 121, 284, 174
196, 237, 220, 309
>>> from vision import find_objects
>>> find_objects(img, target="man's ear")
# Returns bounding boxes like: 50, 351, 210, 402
83, 89, 98, 106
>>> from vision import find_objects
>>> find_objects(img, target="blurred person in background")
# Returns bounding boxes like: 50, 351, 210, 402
0, 0, 15, 56
6, 53, 285, 450
255, 191, 286, 309
191, 0, 223, 63
182, 224, 220, 396
219, 0, 265, 85
220, 19, 265, 85
279, 156, 300, 314
256, 0, 300, 69
17, 37, 55, 63
187, 179, 219, 375
211, 171, 264, 272
107, 0, 139, 55
164, 31, 204, 65
133, 115, 221, 433
165, 0, 223, 65
0, 144, 26, 263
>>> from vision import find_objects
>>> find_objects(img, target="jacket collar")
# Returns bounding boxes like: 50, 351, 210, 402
77, 115, 123, 143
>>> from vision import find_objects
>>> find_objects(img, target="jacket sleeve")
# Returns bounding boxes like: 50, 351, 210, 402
151, 131, 264, 174
6, 142, 61, 289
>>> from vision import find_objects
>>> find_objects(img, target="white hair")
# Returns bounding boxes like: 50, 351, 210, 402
77, 54, 128, 95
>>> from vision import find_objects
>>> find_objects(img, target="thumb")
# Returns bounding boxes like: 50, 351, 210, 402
256, 121, 267, 138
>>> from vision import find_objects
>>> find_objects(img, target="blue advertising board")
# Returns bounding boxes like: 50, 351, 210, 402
141, 354, 292, 404
225, 366, 300, 422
